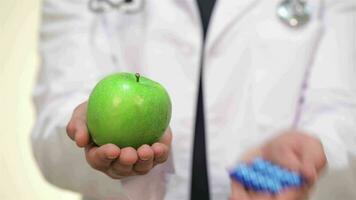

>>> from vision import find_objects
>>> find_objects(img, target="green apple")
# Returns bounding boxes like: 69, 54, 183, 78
87, 72, 172, 149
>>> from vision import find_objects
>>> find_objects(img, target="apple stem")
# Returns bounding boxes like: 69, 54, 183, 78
135, 73, 140, 82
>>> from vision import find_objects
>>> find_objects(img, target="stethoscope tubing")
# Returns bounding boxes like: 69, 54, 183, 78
88, 0, 311, 28
88, 0, 143, 14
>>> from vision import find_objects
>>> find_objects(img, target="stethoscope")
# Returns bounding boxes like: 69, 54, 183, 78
88, 0, 310, 27
277, 0, 310, 27
88, 0, 144, 14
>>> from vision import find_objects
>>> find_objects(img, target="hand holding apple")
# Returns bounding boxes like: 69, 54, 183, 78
66, 102, 172, 178
66, 72, 172, 179
230, 131, 327, 200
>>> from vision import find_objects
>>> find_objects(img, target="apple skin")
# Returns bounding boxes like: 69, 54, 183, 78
87, 72, 172, 149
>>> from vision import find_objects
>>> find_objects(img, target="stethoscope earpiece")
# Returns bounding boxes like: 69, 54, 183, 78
277, 0, 310, 28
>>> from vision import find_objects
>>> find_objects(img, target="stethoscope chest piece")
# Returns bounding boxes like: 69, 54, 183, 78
277, 0, 310, 28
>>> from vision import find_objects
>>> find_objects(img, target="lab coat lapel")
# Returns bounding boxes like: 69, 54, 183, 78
174, 0, 200, 22
206, 0, 261, 52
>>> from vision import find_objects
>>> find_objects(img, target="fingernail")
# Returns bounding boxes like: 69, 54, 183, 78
155, 151, 163, 157
107, 154, 117, 160
155, 147, 164, 156
140, 157, 150, 161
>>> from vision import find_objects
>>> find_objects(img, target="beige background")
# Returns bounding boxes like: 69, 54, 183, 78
0, 0, 80, 199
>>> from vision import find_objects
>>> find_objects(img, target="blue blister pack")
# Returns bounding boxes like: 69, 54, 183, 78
230, 158, 303, 194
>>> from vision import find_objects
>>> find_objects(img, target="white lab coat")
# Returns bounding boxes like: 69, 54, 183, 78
31, 0, 356, 199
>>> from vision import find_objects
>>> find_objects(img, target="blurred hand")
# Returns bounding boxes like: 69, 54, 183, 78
66, 101, 172, 179
230, 131, 327, 200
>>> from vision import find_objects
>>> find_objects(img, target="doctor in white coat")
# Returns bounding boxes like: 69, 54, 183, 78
31, 0, 356, 199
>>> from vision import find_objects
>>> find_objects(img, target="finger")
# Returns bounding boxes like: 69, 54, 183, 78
66, 102, 90, 147
300, 146, 321, 185
300, 161, 317, 185
119, 147, 139, 165
301, 136, 327, 173
74, 127, 90, 148
152, 142, 169, 164
133, 145, 154, 174
72, 102, 88, 119
111, 147, 138, 176
240, 147, 263, 163
276, 187, 307, 200
66, 120, 76, 140
248, 191, 273, 200
158, 128, 172, 146
230, 180, 250, 200
263, 148, 302, 172
66, 117, 85, 141
85, 143, 120, 171
299, 136, 326, 185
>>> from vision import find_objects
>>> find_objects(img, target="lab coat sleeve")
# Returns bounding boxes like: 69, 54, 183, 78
31, 0, 129, 198
298, 0, 356, 170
